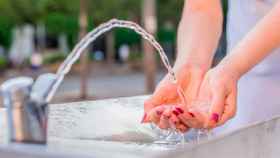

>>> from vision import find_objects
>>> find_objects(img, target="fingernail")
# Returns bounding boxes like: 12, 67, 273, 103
211, 113, 220, 123
188, 112, 195, 118
175, 107, 184, 114
172, 110, 180, 116
141, 113, 147, 123
163, 114, 171, 119
156, 110, 163, 115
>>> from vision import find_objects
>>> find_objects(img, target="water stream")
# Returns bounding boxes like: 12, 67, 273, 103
46, 19, 177, 102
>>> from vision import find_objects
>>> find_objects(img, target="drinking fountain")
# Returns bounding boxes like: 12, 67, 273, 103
0, 74, 57, 144
0, 19, 280, 158
0, 19, 177, 145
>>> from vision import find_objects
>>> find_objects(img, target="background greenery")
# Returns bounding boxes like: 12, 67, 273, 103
0, 0, 228, 51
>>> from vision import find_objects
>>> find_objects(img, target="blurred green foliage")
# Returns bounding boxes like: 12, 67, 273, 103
0, 57, 8, 69
0, 16, 13, 48
157, 28, 176, 43
45, 12, 79, 47
43, 52, 67, 64
157, 0, 184, 26
128, 51, 143, 62
89, 0, 141, 23
115, 29, 141, 48
0, 0, 228, 50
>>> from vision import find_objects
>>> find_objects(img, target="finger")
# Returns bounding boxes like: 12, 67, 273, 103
166, 112, 190, 133
206, 91, 226, 129
183, 109, 206, 129
154, 78, 178, 103
178, 124, 190, 133
170, 113, 180, 125
177, 112, 196, 128
143, 97, 168, 123
154, 107, 172, 127
218, 88, 237, 126
169, 108, 190, 132
158, 114, 170, 129
143, 81, 178, 120
169, 108, 192, 132
172, 106, 194, 127
170, 106, 191, 128
146, 106, 165, 124
159, 106, 177, 129
162, 107, 172, 120
144, 83, 169, 113
144, 97, 162, 114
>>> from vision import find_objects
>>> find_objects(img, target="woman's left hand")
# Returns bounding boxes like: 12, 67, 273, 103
195, 66, 238, 129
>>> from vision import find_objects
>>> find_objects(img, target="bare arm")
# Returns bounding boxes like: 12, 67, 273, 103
219, 1, 280, 78
143, 0, 224, 129
175, 0, 223, 71
198, 1, 280, 129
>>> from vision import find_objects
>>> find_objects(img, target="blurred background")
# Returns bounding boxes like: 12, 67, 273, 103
0, 0, 228, 103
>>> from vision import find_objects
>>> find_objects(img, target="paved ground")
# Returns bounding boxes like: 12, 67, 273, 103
0, 63, 166, 104
54, 70, 165, 103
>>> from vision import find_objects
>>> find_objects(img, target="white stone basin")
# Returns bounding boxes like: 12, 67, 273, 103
0, 96, 280, 158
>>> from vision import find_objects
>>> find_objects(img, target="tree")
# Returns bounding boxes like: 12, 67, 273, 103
79, 0, 89, 99
142, 0, 157, 92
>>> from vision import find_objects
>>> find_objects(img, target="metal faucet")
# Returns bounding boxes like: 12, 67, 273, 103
0, 73, 57, 144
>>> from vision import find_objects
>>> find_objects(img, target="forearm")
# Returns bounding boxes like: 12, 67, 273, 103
219, 2, 280, 79
175, 0, 223, 71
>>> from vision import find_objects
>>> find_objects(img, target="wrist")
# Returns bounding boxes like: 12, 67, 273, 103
173, 60, 209, 75
175, 47, 215, 70
173, 57, 211, 73
215, 61, 242, 81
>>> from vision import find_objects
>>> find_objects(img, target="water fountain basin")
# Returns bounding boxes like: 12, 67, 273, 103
1, 95, 280, 158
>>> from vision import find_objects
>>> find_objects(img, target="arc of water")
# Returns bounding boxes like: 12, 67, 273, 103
46, 19, 177, 102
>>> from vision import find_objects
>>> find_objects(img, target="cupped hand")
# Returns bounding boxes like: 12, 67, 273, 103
194, 67, 238, 129
142, 63, 207, 132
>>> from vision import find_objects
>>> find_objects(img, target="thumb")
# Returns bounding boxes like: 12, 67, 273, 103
144, 96, 161, 113
142, 78, 178, 123
144, 82, 176, 112
142, 95, 163, 123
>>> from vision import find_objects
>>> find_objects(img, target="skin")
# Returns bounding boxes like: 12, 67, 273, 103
202, 0, 280, 129
143, 0, 223, 131
143, 0, 280, 132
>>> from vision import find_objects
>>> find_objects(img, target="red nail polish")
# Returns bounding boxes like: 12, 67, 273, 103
172, 110, 180, 116
188, 112, 195, 118
175, 107, 184, 114
212, 113, 219, 123
141, 113, 147, 123
163, 114, 171, 119
156, 110, 163, 115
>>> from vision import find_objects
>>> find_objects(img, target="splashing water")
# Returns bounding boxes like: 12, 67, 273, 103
45, 19, 211, 145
